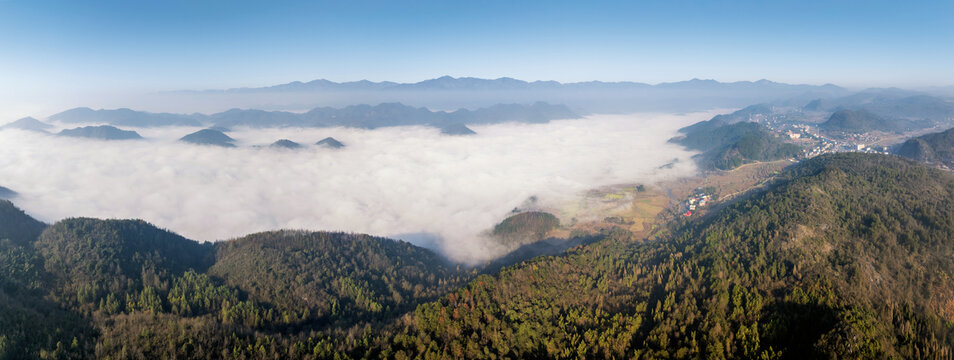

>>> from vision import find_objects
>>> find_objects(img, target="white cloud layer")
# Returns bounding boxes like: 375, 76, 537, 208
0, 113, 709, 263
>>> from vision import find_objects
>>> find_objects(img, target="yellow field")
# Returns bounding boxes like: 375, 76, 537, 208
546, 159, 795, 241
545, 184, 672, 239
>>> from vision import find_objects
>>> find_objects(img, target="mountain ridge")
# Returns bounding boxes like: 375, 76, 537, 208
46, 102, 580, 130
190, 76, 845, 94
58, 125, 143, 140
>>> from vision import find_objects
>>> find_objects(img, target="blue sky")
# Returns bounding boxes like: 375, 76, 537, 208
1, 0, 952, 92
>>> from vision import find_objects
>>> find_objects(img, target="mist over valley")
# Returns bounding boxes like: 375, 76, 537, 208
0, 111, 704, 263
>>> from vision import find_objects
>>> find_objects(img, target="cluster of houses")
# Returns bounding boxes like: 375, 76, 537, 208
783, 124, 813, 139
682, 191, 712, 217
767, 123, 892, 159
802, 136, 891, 158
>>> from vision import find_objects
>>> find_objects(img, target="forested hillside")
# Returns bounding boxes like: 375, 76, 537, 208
820, 109, 912, 133
209, 231, 469, 332
896, 126, 954, 167
1, 153, 953, 359
671, 121, 801, 170
355, 153, 954, 359
0, 211, 469, 359
34, 218, 215, 313
0, 200, 45, 245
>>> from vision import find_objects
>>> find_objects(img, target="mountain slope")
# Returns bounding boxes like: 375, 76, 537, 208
369, 153, 954, 358
0, 186, 15, 200
208, 230, 468, 331
34, 218, 214, 311
896, 126, 954, 167
0, 200, 46, 245
820, 109, 910, 133
0, 203, 93, 359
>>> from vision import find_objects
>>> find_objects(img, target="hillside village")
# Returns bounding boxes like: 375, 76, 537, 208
747, 108, 928, 159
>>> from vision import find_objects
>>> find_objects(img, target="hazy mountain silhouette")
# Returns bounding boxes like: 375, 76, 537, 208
178, 76, 848, 113
41, 102, 579, 130
58, 125, 143, 140
269, 139, 301, 149
805, 90, 954, 128
210, 102, 576, 129
49, 107, 203, 127
0, 117, 54, 132
315, 137, 344, 148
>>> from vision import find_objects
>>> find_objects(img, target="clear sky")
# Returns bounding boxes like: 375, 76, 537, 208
1, 0, 952, 94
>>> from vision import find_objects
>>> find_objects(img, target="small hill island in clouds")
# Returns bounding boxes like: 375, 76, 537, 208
3, 0, 954, 358
437, 123, 477, 135
315, 137, 344, 148
58, 125, 143, 140
269, 139, 302, 149
179, 129, 236, 147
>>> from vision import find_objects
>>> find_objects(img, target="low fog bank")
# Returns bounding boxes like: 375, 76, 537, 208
0, 113, 709, 263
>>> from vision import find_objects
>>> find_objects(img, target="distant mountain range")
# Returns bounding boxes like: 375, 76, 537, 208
819, 109, 916, 133
208, 76, 843, 95
44, 102, 579, 130
162, 76, 850, 114
683, 89, 954, 138
805, 88, 954, 126
49, 107, 203, 127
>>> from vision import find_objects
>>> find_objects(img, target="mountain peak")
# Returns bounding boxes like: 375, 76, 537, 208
179, 129, 236, 147
316, 137, 345, 148
0, 116, 54, 132
270, 139, 302, 149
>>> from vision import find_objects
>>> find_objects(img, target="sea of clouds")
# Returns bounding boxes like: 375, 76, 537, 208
0, 112, 711, 263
